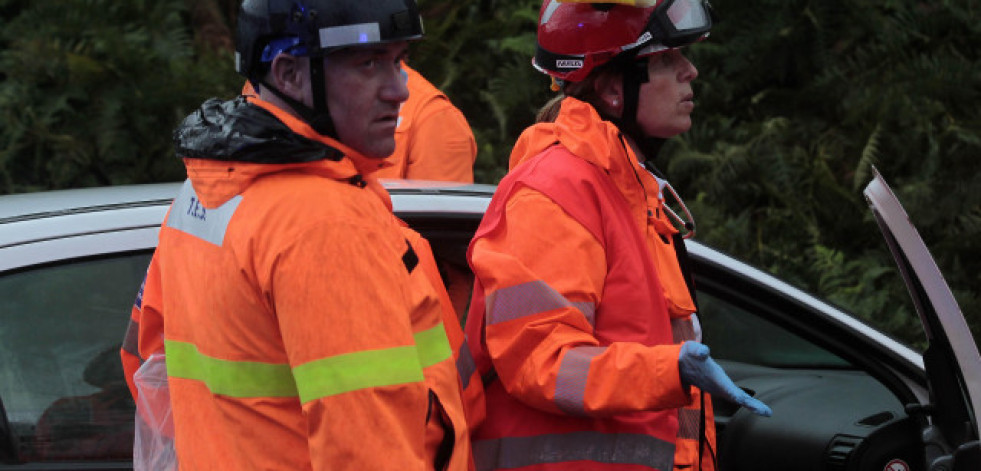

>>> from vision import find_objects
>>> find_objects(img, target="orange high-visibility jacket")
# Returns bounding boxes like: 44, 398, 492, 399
120, 95, 472, 471
464, 97, 715, 470
373, 64, 477, 182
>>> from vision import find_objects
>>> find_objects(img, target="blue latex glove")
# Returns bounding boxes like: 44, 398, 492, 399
678, 341, 773, 417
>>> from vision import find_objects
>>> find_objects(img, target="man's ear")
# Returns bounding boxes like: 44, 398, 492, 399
593, 69, 624, 117
268, 54, 308, 103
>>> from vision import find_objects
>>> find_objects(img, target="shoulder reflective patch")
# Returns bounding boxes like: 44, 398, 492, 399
319, 23, 381, 48
164, 340, 298, 398
166, 180, 243, 246
473, 431, 675, 471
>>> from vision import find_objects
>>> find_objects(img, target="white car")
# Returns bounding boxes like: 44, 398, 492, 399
0, 174, 976, 470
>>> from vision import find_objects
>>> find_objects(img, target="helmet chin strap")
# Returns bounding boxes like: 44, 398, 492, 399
606, 57, 666, 161
258, 56, 338, 139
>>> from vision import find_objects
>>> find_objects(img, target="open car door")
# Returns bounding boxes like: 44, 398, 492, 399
864, 169, 981, 471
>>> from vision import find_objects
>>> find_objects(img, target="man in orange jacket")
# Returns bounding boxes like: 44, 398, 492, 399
119, 1, 474, 469
244, 63, 477, 183
374, 64, 477, 183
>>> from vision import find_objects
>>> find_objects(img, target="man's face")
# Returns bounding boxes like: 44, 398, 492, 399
322, 42, 410, 158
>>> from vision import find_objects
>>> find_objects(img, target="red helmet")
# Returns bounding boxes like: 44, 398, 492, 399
534, 0, 715, 82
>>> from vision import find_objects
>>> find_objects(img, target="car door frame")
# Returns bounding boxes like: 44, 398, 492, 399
864, 169, 981, 470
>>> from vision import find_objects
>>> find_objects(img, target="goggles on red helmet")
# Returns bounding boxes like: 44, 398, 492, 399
534, 0, 715, 82
647, 0, 714, 48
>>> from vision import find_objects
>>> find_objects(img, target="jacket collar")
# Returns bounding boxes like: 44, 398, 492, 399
177, 96, 392, 210
508, 97, 641, 173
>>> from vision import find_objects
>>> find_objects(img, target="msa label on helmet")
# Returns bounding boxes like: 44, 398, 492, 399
556, 59, 584, 69
320, 23, 382, 48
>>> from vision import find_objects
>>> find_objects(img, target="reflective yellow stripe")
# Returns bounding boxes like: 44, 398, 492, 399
166, 326, 444, 403
165, 340, 297, 398
416, 323, 453, 368
293, 345, 424, 404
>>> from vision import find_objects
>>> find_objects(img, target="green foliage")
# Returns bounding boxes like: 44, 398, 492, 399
1, 0, 978, 347
667, 0, 981, 345
413, 0, 553, 183
0, 0, 239, 193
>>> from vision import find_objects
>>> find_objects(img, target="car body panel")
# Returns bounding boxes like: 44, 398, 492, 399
864, 170, 981, 469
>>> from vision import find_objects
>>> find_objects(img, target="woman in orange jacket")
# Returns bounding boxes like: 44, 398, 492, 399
463, 1, 771, 470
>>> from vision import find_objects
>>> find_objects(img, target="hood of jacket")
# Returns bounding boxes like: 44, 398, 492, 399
508, 97, 641, 174
173, 96, 391, 209
508, 97, 653, 210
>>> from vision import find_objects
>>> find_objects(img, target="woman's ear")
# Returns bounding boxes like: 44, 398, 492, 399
268, 54, 308, 104
593, 69, 624, 117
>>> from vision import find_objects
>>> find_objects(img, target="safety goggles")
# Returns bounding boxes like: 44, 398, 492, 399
641, 0, 715, 49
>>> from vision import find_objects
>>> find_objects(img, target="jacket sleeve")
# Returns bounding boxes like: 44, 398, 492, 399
272, 220, 431, 471
401, 95, 477, 183
470, 187, 690, 417
121, 252, 166, 402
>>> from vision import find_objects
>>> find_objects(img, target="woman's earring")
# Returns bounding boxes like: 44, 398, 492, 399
612, 98, 620, 106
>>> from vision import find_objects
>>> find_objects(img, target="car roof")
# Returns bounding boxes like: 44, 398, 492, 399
0, 183, 183, 224
0, 180, 497, 223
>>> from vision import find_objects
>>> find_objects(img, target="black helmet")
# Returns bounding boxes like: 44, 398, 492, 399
233, 0, 423, 139
235, 0, 424, 81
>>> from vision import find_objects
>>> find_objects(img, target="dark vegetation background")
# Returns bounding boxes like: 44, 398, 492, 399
1, 0, 979, 348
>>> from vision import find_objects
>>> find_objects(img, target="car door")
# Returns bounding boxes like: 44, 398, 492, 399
864, 169, 981, 471
0, 184, 177, 470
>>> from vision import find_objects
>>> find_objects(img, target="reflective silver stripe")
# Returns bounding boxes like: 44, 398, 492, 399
166, 180, 242, 246
672, 317, 695, 343
122, 320, 140, 359
555, 346, 605, 416
457, 336, 476, 389
486, 280, 595, 326
677, 407, 701, 440
319, 23, 381, 48
473, 431, 675, 471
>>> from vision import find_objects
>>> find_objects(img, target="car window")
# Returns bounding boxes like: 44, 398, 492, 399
0, 251, 151, 463
697, 290, 852, 368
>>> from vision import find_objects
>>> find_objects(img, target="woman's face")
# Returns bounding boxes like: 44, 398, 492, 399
635, 49, 699, 138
